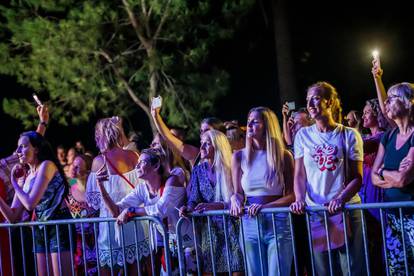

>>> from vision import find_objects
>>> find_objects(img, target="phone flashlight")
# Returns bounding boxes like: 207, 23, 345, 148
32, 94, 43, 106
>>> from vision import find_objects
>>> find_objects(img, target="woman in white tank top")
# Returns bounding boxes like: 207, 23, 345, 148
230, 106, 295, 276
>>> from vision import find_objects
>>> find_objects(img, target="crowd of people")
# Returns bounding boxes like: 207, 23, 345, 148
0, 58, 413, 276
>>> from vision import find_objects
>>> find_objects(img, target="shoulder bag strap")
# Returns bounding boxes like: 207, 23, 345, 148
103, 154, 135, 189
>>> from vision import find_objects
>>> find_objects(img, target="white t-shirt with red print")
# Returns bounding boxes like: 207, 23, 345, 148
294, 124, 363, 206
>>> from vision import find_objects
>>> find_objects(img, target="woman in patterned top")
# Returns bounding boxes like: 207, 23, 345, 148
180, 129, 244, 274
67, 154, 99, 275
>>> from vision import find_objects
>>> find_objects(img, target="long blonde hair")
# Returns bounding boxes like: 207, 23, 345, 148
94, 116, 124, 153
203, 130, 233, 202
246, 107, 285, 189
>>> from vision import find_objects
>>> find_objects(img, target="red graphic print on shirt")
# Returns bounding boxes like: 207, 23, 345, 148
312, 144, 338, 171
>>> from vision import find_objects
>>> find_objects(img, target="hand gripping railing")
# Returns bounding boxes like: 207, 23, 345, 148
175, 201, 414, 276
0, 216, 173, 276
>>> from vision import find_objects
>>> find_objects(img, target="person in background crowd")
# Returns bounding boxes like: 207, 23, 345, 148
86, 116, 149, 276
67, 154, 99, 275
282, 104, 312, 153
75, 140, 86, 155
230, 106, 294, 276
224, 120, 246, 152
290, 82, 365, 275
372, 82, 414, 275
64, 147, 76, 178
97, 148, 189, 275
151, 98, 226, 165
56, 145, 67, 167
345, 110, 364, 134
0, 131, 74, 276
180, 129, 244, 275
360, 98, 389, 275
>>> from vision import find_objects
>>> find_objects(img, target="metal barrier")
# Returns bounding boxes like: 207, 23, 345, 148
176, 201, 414, 276
0, 216, 172, 276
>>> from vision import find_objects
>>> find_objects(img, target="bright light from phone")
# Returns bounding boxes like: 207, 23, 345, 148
372, 50, 379, 59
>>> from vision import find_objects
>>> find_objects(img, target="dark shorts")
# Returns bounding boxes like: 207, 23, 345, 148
34, 209, 76, 254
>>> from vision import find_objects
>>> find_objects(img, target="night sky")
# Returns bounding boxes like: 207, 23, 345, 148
1, 1, 413, 156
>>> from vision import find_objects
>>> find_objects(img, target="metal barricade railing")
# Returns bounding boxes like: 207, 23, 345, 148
0, 216, 173, 276
176, 201, 414, 276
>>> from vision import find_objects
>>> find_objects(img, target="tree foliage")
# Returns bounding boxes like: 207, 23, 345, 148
0, 0, 254, 137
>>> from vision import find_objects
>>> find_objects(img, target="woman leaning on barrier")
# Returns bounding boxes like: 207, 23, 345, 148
180, 129, 244, 274
0, 131, 75, 276
97, 148, 188, 275
230, 106, 295, 276
371, 82, 414, 275
86, 117, 149, 275
290, 82, 365, 275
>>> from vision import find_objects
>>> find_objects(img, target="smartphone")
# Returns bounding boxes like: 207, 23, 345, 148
32, 93, 42, 106
287, 101, 296, 111
151, 95, 163, 109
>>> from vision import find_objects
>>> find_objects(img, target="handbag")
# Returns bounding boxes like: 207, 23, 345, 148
310, 125, 352, 252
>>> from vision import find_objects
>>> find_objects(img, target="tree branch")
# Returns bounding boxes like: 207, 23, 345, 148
99, 50, 150, 117
122, 0, 151, 50
153, 0, 172, 42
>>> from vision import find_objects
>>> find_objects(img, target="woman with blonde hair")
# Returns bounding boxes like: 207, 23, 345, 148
180, 129, 244, 274
230, 106, 294, 276
86, 116, 149, 275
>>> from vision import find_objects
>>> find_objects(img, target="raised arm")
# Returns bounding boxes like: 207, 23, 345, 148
371, 59, 395, 128
151, 105, 199, 163
35, 105, 49, 136
282, 103, 293, 146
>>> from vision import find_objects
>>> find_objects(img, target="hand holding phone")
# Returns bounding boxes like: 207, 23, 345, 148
287, 101, 296, 111
372, 50, 381, 68
32, 93, 43, 106
151, 95, 163, 109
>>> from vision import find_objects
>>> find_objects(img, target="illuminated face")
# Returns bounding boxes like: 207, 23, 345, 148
345, 112, 358, 128
16, 136, 37, 164
306, 88, 329, 120
135, 153, 156, 179
200, 134, 215, 160
385, 91, 411, 120
70, 156, 87, 179
246, 111, 265, 139
362, 104, 378, 128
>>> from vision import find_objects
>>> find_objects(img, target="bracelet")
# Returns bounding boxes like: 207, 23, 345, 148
40, 121, 48, 127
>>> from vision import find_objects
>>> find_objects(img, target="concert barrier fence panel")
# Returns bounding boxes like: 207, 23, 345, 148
1, 201, 413, 276
176, 201, 414, 276
0, 216, 172, 276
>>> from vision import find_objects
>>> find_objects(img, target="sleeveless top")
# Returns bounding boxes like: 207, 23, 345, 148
240, 149, 284, 197
381, 128, 414, 201
24, 172, 68, 222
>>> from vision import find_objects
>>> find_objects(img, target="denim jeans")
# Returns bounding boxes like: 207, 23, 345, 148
241, 212, 292, 276
312, 209, 367, 276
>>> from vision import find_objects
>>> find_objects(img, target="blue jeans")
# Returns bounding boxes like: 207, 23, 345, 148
312, 209, 367, 276
241, 213, 292, 276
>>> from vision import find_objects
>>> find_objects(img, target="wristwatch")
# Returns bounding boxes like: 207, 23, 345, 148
128, 207, 136, 214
